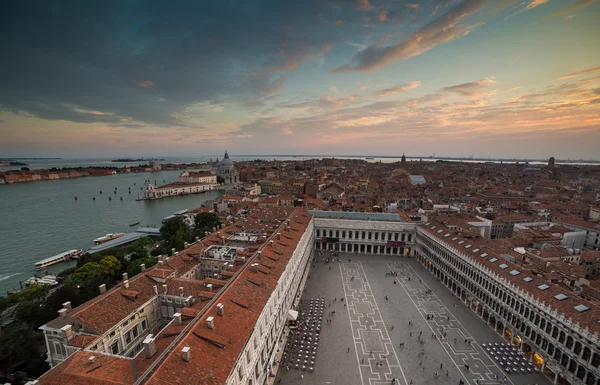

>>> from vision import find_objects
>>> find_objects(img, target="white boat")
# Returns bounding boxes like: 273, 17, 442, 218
25, 276, 59, 286
34, 249, 83, 269
93, 233, 125, 244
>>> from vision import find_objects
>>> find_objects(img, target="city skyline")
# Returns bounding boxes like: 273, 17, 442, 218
1, 0, 600, 159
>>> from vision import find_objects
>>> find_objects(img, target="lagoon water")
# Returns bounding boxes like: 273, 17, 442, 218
0, 169, 223, 295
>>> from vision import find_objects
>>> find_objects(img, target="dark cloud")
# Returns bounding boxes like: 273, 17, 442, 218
0, 0, 492, 127
0, 0, 346, 126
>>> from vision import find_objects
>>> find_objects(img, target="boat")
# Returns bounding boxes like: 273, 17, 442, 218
34, 249, 83, 269
93, 233, 125, 244
25, 275, 59, 287
129, 221, 140, 227
366, 157, 374, 160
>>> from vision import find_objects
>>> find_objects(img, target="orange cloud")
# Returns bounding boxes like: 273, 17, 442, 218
332, 0, 486, 72
374, 81, 422, 97
137, 80, 154, 89
558, 65, 600, 80
553, 0, 597, 16
357, 0, 372, 11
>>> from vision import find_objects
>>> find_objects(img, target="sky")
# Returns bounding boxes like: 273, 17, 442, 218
1, 0, 599, 160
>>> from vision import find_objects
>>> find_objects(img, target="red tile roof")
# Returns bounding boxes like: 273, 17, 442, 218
144, 209, 312, 385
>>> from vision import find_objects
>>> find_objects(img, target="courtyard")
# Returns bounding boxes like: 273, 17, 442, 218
275, 252, 552, 385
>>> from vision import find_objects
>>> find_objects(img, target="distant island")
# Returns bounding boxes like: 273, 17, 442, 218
111, 158, 165, 162
0, 161, 29, 166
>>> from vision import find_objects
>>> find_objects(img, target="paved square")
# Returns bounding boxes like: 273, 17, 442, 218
275, 253, 552, 385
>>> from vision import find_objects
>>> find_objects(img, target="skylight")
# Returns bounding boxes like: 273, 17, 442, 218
458, 241, 465, 245
465, 244, 472, 249
426, 222, 430, 226
444, 233, 451, 237
437, 229, 443, 233
489, 258, 498, 263
480, 253, 488, 258
499, 264, 509, 269
554, 293, 568, 301
509, 270, 520, 276
452, 237, 458, 241
431, 226, 436, 229
472, 248, 480, 253
523, 277, 533, 283
538, 284, 550, 291
574, 305, 589, 312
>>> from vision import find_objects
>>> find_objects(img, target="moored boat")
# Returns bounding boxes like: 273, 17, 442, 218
93, 233, 125, 244
25, 275, 59, 286
34, 249, 83, 269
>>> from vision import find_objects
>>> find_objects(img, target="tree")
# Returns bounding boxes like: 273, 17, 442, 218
160, 217, 192, 251
173, 227, 191, 250
99, 255, 122, 278
126, 257, 158, 277
15, 300, 53, 327
16, 284, 49, 303
66, 256, 122, 301
0, 323, 49, 376
194, 212, 221, 237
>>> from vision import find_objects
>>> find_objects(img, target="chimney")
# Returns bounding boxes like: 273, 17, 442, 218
162, 284, 168, 294
62, 301, 72, 312
143, 335, 157, 358
153, 285, 158, 295
122, 272, 128, 282
158, 260, 164, 266
124, 279, 130, 289
99, 284, 107, 294
184, 242, 190, 248
89, 356, 96, 365
173, 312, 182, 326
277, 232, 281, 240
141, 263, 146, 272
251, 263, 259, 273
217, 303, 224, 316
58, 308, 67, 318
61, 324, 73, 341
181, 346, 191, 362
195, 236, 200, 242
206, 283, 213, 292
185, 296, 193, 307
179, 286, 184, 297
207, 316, 214, 329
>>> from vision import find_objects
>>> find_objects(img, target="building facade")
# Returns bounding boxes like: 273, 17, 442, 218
216, 151, 239, 184
179, 171, 217, 184
144, 182, 215, 199
415, 224, 600, 385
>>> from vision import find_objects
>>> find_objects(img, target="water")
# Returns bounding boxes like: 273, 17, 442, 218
0, 155, 600, 172
0, 170, 223, 295
1, 155, 598, 173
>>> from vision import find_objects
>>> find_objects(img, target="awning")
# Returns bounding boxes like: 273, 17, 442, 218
287, 309, 298, 321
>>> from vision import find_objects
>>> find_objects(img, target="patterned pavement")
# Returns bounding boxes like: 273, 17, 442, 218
276, 254, 551, 385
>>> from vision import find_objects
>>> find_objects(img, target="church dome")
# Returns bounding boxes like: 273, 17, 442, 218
219, 151, 234, 167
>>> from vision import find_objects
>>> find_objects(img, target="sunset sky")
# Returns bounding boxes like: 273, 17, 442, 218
1, 0, 599, 159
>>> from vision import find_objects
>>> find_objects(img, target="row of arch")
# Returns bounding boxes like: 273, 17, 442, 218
415, 233, 599, 385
